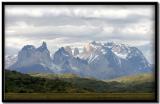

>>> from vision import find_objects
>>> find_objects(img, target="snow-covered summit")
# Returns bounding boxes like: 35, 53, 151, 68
7, 41, 152, 79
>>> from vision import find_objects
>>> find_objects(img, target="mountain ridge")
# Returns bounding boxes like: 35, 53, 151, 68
6, 41, 152, 80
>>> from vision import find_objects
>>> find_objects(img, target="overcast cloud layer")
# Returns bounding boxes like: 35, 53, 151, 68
5, 5, 155, 63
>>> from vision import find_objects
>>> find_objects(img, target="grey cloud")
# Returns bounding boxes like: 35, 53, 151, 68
5, 5, 155, 63
5, 10, 154, 42
6, 11, 153, 28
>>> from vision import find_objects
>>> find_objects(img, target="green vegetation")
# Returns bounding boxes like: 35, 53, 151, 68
4, 70, 155, 101
31, 72, 155, 93
30, 73, 78, 79
5, 70, 155, 93
5, 70, 84, 93
108, 73, 154, 84
106, 73, 155, 93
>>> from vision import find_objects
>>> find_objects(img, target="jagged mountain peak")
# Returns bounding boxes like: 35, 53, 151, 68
21, 42, 49, 52
53, 47, 71, 66
54, 47, 71, 58
64, 46, 72, 55
89, 41, 103, 46
22, 45, 36, 51
8, 41, 152, 80
10, 42, 52, 73
37, 41, 48, 52
58, 47, 66, 53
42, 41, 47, 47
73, 48, 79, 56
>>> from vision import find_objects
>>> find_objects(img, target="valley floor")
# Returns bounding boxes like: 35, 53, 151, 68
4, 93, 155, 101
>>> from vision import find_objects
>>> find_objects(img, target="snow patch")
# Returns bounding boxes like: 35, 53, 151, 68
88, 54, 99, 63
114, 51, 128, 59
101, 49, 107, 54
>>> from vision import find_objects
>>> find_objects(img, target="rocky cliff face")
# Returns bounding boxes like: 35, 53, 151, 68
9, 42, 53, 73
8, 41, 152, 79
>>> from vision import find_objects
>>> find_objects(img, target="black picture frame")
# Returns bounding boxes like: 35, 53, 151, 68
2, 2, 159, 103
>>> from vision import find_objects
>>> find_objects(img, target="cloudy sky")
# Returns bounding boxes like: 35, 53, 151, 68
5, 5, 155, 63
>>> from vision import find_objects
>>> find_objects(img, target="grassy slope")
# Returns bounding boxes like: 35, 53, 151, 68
30, 72, 113, 92
5, 70, 90, 93
30, 73, 78, 79
5, 70, 155, 93
108, 73, 154, 84
31, 72, 155, 93
4, 70, 155, 101
106, 73, 155, 93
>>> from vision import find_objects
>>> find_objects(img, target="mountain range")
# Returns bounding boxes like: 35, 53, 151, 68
6, 41, 152, 80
